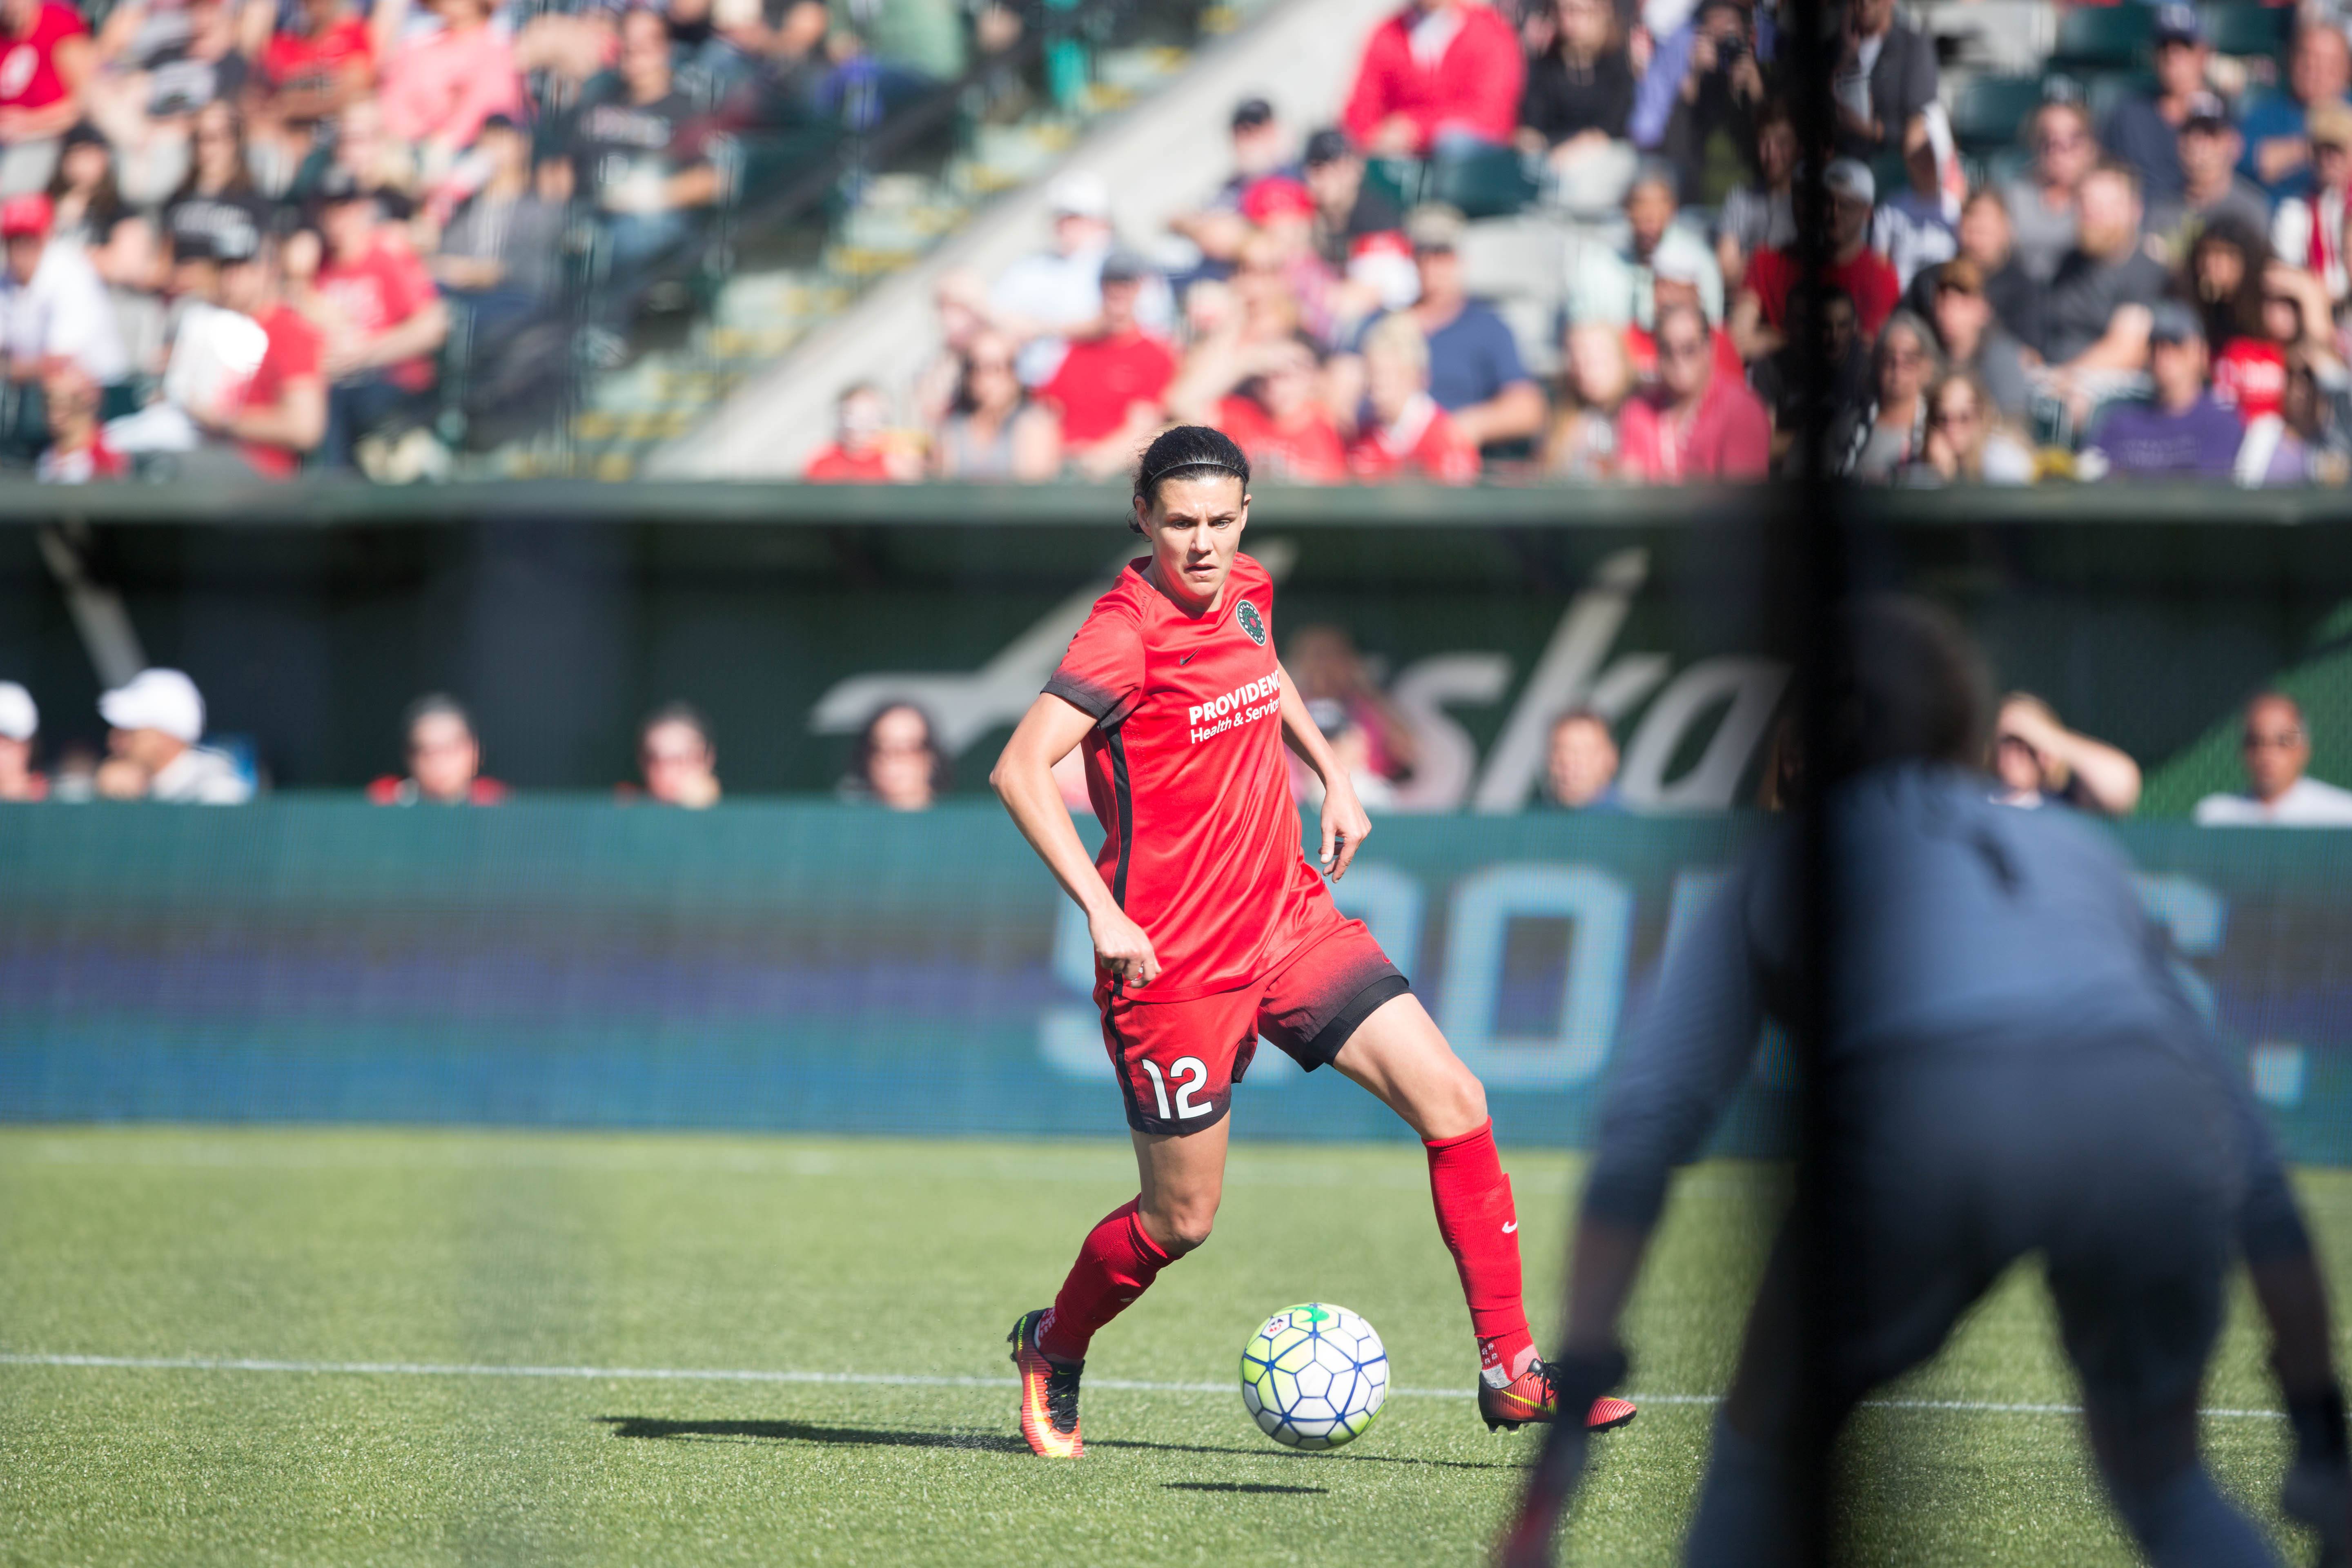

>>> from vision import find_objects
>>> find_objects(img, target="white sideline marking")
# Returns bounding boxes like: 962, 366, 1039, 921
0, 1354, 2287, 1419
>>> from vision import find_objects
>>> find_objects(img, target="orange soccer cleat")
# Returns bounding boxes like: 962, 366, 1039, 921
1008, 1308, 1085, 1458
1479, 1356, 1640, 1434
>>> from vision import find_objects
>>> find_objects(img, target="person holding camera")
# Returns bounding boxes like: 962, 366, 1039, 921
1661, 0, 1767, 205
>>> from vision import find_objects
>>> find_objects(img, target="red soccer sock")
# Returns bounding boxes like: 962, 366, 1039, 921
1425, 1119, 1538, 1382
1038, 1197, 1175, 1365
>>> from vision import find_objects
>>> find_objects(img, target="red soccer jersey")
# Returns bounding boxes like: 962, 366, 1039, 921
317, 238, 439, 391
1746, 244, 1899, 339
2213, 336, 2287, 421
0, 2, 85, 113
1045, 552, 1331, 999
261, 14, 374, 96
1344, 394, 1480, 482
1040, 330, 1176, 445
234, 304, 325, 480
1216, 392, 1348, 483
803, 442, 896, 481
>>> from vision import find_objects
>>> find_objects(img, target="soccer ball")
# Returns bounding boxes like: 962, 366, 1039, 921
1238, 1302, 1388, 1450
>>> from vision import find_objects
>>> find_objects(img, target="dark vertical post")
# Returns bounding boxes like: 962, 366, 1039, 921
1775, 0, 1846, 1557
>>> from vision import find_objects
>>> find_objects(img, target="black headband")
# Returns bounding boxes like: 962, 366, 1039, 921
1139, 457, 1247, 494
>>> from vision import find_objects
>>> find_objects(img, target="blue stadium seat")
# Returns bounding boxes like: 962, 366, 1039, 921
1952, 76, 2047, 151
2050, 5, 2155, 70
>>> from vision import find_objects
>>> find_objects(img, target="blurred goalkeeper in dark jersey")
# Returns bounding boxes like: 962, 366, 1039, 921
1501, 598, 2352, 1568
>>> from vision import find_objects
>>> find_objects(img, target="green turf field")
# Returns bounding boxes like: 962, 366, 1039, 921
0, 1126, 2339, 1566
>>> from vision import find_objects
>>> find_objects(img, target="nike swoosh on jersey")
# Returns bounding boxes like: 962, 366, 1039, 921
1178, 654, 1196, 665
1502, 1221, 1518, 1233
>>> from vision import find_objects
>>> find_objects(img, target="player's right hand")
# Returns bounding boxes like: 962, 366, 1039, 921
1091, 906, 1162, 990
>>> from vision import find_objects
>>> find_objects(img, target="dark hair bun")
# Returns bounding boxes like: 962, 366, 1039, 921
1134, 425, 1250, 507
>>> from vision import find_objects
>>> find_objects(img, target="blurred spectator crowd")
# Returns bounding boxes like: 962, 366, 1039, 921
815, 0, 2352, 485
0, 0, 1024, 482
7, 643, 2349, 819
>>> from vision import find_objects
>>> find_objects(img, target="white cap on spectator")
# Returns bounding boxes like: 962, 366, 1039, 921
0, 681, 34, 742
1048, 171, 1111, 220
99, 668, 205, 744
1652, 251, 1706, 287
1825, 159, 1875, 205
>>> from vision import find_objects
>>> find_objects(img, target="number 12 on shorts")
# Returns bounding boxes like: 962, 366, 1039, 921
1139, 1056, 1213, 1120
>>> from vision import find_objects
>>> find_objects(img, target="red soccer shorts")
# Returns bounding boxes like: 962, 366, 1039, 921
1095, 898, 1411, 1136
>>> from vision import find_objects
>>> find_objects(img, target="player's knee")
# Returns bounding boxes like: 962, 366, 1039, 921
1450, 1067, 1489, 1130
1419, 1060, 1488, 1140
1148, 1198, 1218, 1255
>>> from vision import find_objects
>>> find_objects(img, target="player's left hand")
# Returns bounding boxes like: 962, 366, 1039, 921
1319, 782, 1371, 880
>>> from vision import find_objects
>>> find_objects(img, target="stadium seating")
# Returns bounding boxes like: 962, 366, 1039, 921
2201, 4, 2293, 61
1951, 75, 2049, 155
2047, 4, 2155, 72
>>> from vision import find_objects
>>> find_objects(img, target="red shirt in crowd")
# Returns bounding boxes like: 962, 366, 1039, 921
1615, 374, 1772, 483
2212, 337, 2287, 422
0, 1, 85, 113
803, 443, 897, 481
1045, 552, 1330, 998
1040, 329, 1177, 446
1624, 321, 1745, 386
1216, 392, 1348, 483
234, 304, 325, 480
261, 13, 373, 96
1746, 244, 1901, 340
379, 24, 523, 149
1341, 0, 1523, 155
316, 237, 439, 392
36, 431, 126, 484
366, 775, 509, 805
1344, 393, 1480, 483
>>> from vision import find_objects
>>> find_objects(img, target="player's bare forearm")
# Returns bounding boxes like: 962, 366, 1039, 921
993, 694, 1163, 984
1275, 664, 1369, 878
992, 694, 1118, 920
1275, 663, 1340, 781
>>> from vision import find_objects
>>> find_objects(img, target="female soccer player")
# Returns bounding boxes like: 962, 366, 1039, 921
991, 425, 1637, 1457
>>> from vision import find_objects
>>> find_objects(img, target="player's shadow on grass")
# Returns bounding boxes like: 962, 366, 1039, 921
597, 1417, 1028, 1452
596, 1418, 1513, 1470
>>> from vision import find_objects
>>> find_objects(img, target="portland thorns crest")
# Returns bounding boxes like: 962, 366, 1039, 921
1235, 599, 1267, 647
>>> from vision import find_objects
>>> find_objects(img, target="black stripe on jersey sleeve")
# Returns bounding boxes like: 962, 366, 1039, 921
1043, 673, 1140, 729
1107, 728, 1134, 908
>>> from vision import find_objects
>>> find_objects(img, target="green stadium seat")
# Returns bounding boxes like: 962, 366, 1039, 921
1365, 156, 1424, 214
2050, 4, 2155, 69
1982, 145, 2034, 187
1870, 147, 1911, 198
1426, 146, 1537, 219
1952, 76, 2047, 151
2200, 4, 2291, 60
